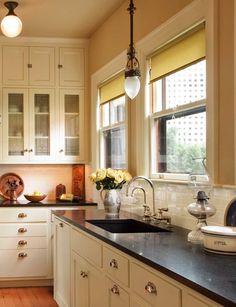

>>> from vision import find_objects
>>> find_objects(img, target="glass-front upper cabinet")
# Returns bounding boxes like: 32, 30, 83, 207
2, 88, 55, 162
59, 89, 84, 162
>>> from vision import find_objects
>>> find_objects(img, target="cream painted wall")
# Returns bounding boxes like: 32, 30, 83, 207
89, 0, 236, 186
89, 0, 193, 75
218, 0, 235, 184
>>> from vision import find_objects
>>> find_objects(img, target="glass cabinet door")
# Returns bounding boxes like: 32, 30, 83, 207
59, 89, 84, 162
34, 94, 50, 155
29, 89, 55, 161
3, 89, 28, 161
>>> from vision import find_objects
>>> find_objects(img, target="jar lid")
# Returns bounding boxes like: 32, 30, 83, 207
201, 226, 236, 236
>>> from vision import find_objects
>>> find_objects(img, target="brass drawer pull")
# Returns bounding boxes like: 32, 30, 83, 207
18, 252, 27, 258
18, 240, 27, 246
18, 228, 27, 233
145, 281, 157, 295
18, 213, 27, 218
80, 271, 88, 278
110, 285, 120, 295
59, 222, 64, 228
109, 259, 118, 269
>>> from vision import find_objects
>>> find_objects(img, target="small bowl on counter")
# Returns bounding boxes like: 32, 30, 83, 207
24, 194, 46, 202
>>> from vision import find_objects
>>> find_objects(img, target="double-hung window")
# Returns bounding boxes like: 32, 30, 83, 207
99, 74, 127, 169
149, 25, 206, 180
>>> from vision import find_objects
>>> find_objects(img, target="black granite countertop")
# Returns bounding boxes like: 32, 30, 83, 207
53, 208, 236, 307
0, 199, 97, 207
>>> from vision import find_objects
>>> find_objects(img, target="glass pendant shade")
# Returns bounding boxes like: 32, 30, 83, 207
1, 14, 22, 37
124, 76, 140, 99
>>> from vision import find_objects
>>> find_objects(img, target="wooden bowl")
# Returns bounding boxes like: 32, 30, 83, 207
24, 194, 46, 202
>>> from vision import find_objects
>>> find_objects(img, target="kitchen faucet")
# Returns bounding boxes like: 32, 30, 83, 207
126, 175, 171, 225
131, 186, 151, 220
126, 176, 156, 216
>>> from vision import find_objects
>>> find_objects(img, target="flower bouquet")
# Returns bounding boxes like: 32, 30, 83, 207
89, 168, 132, 190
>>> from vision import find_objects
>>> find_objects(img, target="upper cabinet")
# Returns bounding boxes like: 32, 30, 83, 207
59, 48, 84, 87
58, 89, 84, 163
2, 88, 55, 162
0, 41, 88, 164
2, 46, 55, 86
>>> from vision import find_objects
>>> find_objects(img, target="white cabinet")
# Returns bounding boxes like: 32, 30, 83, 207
182, 288, 222, 307
58, 89, 84, 162
59, 48, 84, 87
54, 217, 71, 307
71, 252, 106, 307
58, 223, 223, 307
0, 208, 50, 279
2, 87, 55, 162
2, 46, 55, 86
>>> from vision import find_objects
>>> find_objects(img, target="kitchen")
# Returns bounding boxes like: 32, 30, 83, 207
0, 0, 236, 306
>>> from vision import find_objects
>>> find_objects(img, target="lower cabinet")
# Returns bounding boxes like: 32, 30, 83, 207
71, 251, 106, 307
54, 218, 71, 307
53, 217, 223, 307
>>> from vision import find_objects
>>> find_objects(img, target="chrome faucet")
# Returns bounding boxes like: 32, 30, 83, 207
131, 186, 151, 220
126, 176, 156, 216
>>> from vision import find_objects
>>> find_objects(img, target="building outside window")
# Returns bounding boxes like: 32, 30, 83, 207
149, 25, 206, 180
99, 74, 127, 169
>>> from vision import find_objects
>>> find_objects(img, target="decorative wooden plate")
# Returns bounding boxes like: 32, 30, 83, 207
0, 173, 24, 200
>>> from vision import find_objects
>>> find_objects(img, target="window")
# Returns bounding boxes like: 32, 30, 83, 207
99, 74, 127, 169
149, 25, 206, 180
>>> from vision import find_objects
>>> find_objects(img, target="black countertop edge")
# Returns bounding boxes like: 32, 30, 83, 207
0, 200, 97, 207
54, 211, 236, 307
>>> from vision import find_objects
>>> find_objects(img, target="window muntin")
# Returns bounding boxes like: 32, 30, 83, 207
150, 59, 206, 179
99, 95, 126, 169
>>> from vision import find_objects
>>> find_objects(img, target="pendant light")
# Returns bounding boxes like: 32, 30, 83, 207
124, 0, 141, 100
1, 1, 22, 38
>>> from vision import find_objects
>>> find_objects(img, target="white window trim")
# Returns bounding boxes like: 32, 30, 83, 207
135, 0, 218, 183
91, 51, 128, 172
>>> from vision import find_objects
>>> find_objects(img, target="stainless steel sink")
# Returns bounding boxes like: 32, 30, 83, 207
86, 219, 170, 233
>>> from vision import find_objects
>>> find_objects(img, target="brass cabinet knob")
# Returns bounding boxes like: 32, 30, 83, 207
110, 285, 120, 295
18, 213, 27, 218
59, 222, 64, 228
18, 252, 28, 258
59, 149, 64, 153
18, 228, 27, 233
109, 259, 118, 269
80, 271, 88, 278
18, 240, 27, 246
145, 281, 157, 295
58, 64, 63, 69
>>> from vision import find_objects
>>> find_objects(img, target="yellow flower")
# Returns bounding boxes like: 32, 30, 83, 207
95, 168, 107, 181
114, 171, 124, 184
124, 171, 132, 182
89, 172, 97, 183
107, 168, 116, 179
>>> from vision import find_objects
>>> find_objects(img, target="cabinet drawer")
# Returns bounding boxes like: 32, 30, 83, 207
71, 228, 102, 268
103, 246, 129, 286
0, 223, 47, 237
0, 249, 48, 277
106, 277, 129, 307
130, 262, 181, 307
0, 236, 47, 249
0, 208, 48, 222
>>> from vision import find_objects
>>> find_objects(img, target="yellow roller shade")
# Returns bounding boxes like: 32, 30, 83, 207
150, 27, 205, 82
100, 74, 125, 104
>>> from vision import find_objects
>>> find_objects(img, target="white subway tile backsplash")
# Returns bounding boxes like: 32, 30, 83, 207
120, 181, 236, 230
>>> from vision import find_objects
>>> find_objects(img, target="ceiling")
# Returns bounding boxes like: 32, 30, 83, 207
0, 0, 126, 38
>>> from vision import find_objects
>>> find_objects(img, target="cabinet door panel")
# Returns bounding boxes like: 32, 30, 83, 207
29, 47, 55, 86
58, 89, 84, 162
2, 88, 29, 162
54, 219, 71, 307
106, 277, 129, 307
59, 48, 84, 87
71, 252, 106, 307
2, 46, 28, 85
